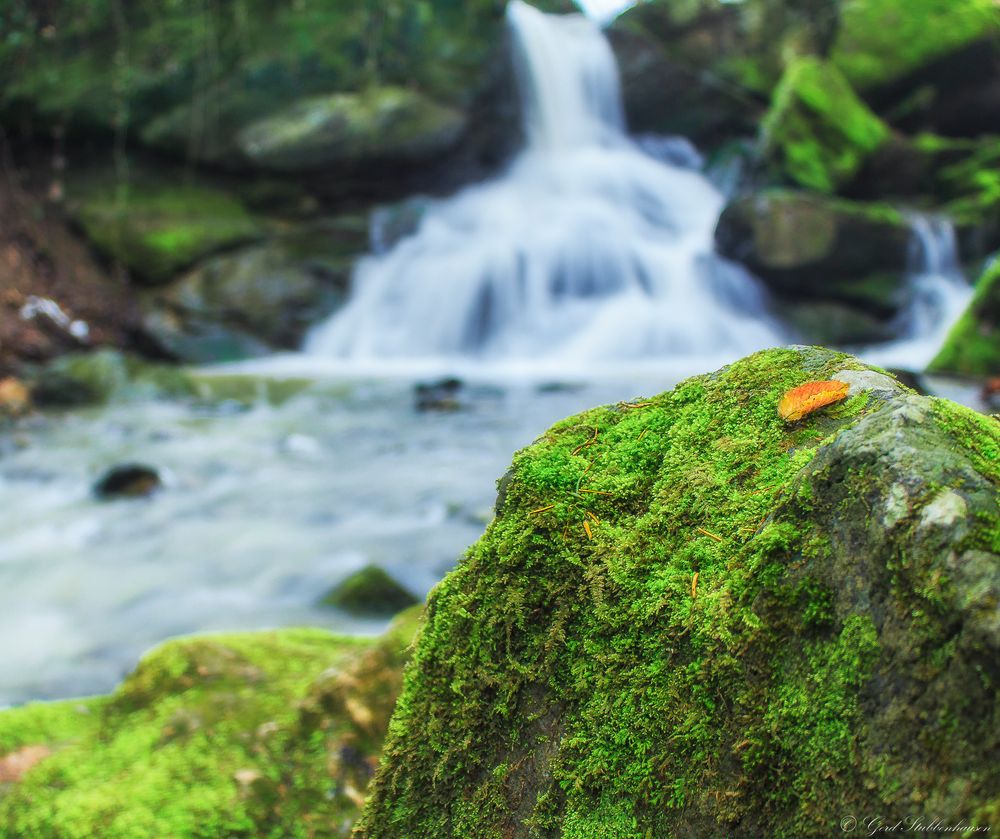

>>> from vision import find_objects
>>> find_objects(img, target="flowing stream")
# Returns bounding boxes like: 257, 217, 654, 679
0, 3, 977, 706
306, 0, 783, 370
861, 216, 972, 369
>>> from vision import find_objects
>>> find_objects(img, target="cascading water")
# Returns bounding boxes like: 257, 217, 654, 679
862, 216, 971, 369
306, 0, 782, 371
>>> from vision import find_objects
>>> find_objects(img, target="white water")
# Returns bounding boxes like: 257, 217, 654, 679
862, 216, 971, 369
306, 1, 782, 370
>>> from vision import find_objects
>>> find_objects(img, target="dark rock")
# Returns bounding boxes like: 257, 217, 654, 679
715, 190, 912, 322
93, 464, 162, 500
321, 566, 419, 617
414, 378, 464, 413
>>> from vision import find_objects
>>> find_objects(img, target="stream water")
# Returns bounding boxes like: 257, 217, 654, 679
0, 2, 975, 706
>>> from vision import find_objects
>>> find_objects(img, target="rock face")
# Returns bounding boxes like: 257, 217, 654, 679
237, 87, 467, 172
930, 259, 1000, 376
356, 347, 1000, 838
140, 218, 367, 363
0, 607, 423, 839
715, 191, 911, 343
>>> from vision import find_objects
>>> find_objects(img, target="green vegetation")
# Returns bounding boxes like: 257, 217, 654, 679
356, 347, 1000, 837
0, 608, 424, 839
761, 57, 890, 193
832, 0, 999, 90
71, 178, 261, 284
929, 259, 1000, 376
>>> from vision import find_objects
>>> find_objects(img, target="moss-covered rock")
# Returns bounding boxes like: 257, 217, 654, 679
140, 216, 366, 363
761, 57, 890, 194
356, 347, 1000, 838
715, 190, 911, 334
70, 176, 262, 285
831, 0, 998, 93
27, 349, 199, 407
237, 87, 466, 172
322, 566, 420, 618
0, 607, 423, 839
929, 258, 1000, 377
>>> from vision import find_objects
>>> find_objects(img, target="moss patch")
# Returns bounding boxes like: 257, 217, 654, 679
832, 0, 999, 91
71, 177, 261, 285
761, 57, 890, 194
0, 608, 424, 839
356, 347, 1000, 837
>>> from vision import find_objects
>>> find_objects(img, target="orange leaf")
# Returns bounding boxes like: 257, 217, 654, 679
778, 380, 850, 422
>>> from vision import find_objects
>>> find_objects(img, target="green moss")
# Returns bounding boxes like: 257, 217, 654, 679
929, 259, 1000, 376
28, 349, 200, 407
71, 177, 261, 284
832, 0, 999, 91
322, 565, 420, 617
356, 348, 1000, 837
761, 57, 890, 194
0, 609, 424, 839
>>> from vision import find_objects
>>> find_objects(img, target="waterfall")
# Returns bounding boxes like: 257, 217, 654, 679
862, 216, 971, 370
305, 0, 782, 370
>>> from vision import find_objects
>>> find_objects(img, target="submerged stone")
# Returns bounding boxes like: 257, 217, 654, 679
94, 464, 163, 500
322, 566, 419, 617
355, 347, 1000, 838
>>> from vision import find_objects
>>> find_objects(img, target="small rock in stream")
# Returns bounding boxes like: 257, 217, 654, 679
93, 464, 163, 500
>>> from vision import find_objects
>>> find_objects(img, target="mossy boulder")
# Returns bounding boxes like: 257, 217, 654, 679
831, 0, 998, 94
715, 190, 911, 337
356, 347, 1000, 837
70, 177, 262, 285
237, 87, 466, 172
0, 607, 423, 839
322, 566, 420, 618
27, 349, 198, 407
929, 258, 1000, 377
140, 217, 366, 363
761, 57, 890, 194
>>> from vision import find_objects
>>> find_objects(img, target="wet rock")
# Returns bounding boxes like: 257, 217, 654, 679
140, 218, 367, 363
321, 565, 419, 617
355, 347, 1000, 838
415, 378, 465, 412
27, 350, 197, 407
29, 349, 131, 407
715, 190, 912, 338
93, 465, 162, 501
237, 87, 466, 172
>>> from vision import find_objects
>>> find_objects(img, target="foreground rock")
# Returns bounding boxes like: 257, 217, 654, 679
930, 258, 1000, 377
0, 608, 422, 839
357, 347, 1000, 837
